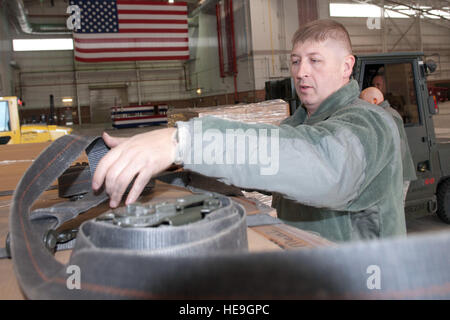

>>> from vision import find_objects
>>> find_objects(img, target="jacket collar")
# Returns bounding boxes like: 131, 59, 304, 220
304, 79, 360, 125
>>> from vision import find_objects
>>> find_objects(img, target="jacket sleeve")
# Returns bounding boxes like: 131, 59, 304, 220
175, 107, 397, 210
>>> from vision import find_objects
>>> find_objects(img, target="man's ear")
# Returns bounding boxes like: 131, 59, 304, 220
343, 54, 356, 79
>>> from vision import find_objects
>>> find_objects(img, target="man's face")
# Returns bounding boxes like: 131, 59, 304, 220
371, 75, 386, 95
290, 39, 354, 114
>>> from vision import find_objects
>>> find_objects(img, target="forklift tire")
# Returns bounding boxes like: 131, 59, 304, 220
437, 179, 450, 224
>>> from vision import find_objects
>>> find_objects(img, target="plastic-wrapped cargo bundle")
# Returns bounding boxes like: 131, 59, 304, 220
167, 99, 290, 127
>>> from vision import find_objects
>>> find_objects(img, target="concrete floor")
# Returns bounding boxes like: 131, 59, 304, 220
406, 213, 450, 234
68, 101, 450, 236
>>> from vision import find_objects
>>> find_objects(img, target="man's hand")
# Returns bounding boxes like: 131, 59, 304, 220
92, 128, 178, 208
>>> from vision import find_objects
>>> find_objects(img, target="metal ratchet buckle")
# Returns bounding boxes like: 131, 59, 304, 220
95, 193, 222, 228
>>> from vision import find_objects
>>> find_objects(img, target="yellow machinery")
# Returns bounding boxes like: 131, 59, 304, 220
0, 96, 72, 145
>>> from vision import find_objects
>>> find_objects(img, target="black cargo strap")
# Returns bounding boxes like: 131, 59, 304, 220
8, 134, 450, 299
9, 135, 248, 299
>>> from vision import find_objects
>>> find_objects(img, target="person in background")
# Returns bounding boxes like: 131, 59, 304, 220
372, 74, 410, 122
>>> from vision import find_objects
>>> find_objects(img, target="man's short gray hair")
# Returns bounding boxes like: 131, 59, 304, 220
292, 19, 353, 55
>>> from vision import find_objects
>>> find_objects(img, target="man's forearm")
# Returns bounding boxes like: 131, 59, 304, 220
174, 116, 367, 210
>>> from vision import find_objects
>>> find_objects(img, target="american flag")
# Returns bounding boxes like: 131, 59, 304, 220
70, 0, 189, 62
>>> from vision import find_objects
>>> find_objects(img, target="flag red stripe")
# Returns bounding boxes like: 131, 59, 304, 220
74, 37, 188, 43
118, 19, 188, 24
117, 0, 187, 6
75, 47, 188, 53
118, 10, 187, 15
118, 29, 188, 33
75, 56, 189, 63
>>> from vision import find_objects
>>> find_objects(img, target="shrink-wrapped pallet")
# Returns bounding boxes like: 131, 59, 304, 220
167, 99, 290, 127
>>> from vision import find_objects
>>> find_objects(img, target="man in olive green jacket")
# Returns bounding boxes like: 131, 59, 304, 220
92, 19, 406, 242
